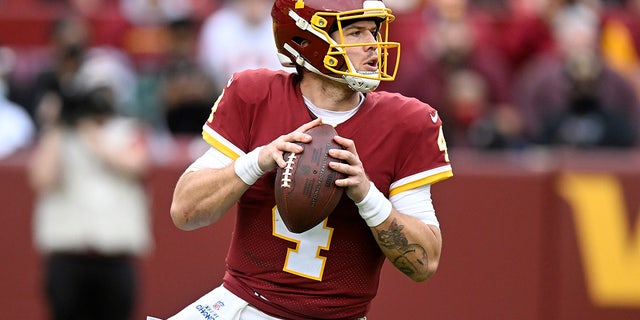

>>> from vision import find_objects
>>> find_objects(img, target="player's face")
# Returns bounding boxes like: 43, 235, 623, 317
332, 20, 380, 73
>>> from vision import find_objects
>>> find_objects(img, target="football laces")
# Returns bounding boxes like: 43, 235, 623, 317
281, 153, 297, 188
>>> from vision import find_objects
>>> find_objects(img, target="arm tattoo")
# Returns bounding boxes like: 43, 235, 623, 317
376, 219, 429, 276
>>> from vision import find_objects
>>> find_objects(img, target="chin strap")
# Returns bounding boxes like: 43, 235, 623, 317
343, 71, 380, 93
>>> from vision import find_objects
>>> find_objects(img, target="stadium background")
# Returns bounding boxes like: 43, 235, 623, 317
2, 0, 640, 319
3, 143, 640, 319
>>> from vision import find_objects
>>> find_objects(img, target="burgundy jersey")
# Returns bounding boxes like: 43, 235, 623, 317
201, 69, 452, 319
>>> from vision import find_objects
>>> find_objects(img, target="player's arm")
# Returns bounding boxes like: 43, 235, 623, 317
170, 118, 322, 231
329, 135, 442, 282
170, 164, 248, 231
370, 207, 441, 282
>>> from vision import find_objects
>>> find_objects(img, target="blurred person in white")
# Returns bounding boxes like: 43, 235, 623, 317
197, 0, 288, 91
28, 57, 153, 320
0, 47, 36, 159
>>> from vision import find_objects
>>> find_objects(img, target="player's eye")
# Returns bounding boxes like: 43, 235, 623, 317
347, 30, 362, 37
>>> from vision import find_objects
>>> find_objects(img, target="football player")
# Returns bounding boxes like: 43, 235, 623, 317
168, 0, 453, 319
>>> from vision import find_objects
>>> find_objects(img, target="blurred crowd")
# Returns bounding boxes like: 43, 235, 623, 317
380, 0, 640, 149
1, 0, 640, 160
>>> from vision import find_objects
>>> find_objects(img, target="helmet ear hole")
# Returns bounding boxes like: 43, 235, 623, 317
292, 37, 311, 48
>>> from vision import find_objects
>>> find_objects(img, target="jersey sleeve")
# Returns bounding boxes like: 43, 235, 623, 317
201, 73, 252, 160
389, 103, 452, 198
200, 69, 297, 160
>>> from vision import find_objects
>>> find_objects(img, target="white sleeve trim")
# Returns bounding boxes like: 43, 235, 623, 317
389, 184, 439, 228
185, 147, 233, 173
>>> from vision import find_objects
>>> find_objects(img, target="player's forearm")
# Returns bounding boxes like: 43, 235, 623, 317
372, 210, 442, 282
170, 165, 249, 231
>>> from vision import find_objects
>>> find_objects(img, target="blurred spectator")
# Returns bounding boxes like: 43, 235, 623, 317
196, 0, 287, 91
0, 47, 36, 158
30, 13, 138, 129
28, 60, 153, 320
447, 69, 526, 149
380, 0, 523, 149
119, 0, 218, 26
30, 14, 91, 128
116, 0, 218, 70
514, 3, 639, 147
499, 0, 557, 74
600, 0, 640, 100
158, 18, 217, 135
69, 0, 108, 16
80, 47, 139, 116
383, 0, 430, 68
131, 16, 217, 135
120, 0, 195, 26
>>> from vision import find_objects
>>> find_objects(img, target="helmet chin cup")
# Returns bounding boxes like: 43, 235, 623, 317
344, 72, 380, 93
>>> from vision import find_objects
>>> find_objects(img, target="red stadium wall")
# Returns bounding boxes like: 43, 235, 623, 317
3, 144, 640, 320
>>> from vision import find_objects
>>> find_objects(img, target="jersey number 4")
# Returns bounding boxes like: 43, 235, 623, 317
272, 207, 334, 281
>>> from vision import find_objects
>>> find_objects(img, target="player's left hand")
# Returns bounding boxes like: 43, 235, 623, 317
328, 135, 371, 203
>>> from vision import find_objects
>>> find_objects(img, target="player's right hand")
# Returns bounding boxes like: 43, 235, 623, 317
258, 118, 323, 172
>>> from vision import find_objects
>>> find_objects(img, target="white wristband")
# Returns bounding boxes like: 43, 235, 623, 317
234, 147, 265, 185
356, 182, 392, 227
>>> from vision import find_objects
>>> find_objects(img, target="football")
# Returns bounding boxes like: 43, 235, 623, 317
275, 124, 346, 233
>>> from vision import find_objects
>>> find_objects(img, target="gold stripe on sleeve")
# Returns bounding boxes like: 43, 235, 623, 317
202, 131, 241, 161
389, 170, 453, 197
